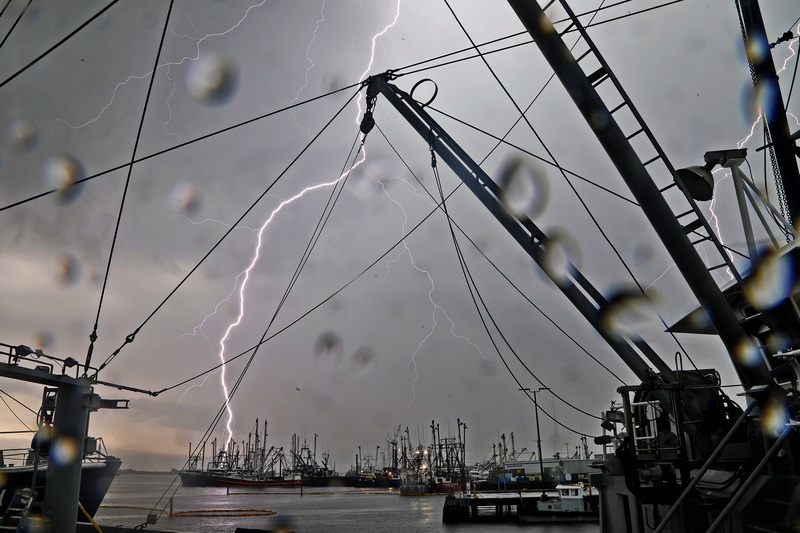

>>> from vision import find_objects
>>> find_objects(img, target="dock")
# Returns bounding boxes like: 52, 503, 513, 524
442, 488, 599, 523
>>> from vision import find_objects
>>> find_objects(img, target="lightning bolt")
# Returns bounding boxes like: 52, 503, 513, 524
56, 0, 268, 131
187, 1, 402, 447
290, 0, 328, 132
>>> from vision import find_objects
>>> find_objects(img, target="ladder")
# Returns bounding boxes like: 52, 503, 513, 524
558, 3, 744, 287
0, 488, 36, 532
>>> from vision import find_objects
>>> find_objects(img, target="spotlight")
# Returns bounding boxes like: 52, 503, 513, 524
676, 164, 715, 201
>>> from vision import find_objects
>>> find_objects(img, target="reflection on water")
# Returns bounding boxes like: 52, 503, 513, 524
94, 473, 601, 532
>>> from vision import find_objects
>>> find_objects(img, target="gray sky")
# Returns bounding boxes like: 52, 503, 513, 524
1, 0, 798, 471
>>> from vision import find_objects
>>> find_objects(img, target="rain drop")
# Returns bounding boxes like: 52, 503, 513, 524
43, 154, 85, 205
598, 288, 659, 340
351, 346, 375, 377
33, 331, 56, 351
50, 436, 80, 467
734, 336, 763, 368
761, 395, 788, 438
8, 118, 39, 152
743, 247, 798, 311
497, 156, 549, 220
314, 331, 343, 368
186, 54, 239, 106
56, 252, 83, 287
169, 181, 203, 215
539, 228, 582, 285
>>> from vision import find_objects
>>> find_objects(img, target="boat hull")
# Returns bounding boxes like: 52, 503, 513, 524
178, 470, 220, 487
215, 476, 302, 488
0, 455, 122, 519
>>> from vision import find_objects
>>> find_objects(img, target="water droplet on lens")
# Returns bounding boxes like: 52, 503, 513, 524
8, 118, 39, 152
56, 252, 83, 287
497, 157, 549, 220
599, 288, 658, 340
187, 54, 239, 106
734, 337, 762, 368
33, 331, 56, 350
539, 228, 581, 285
351, 346, 375, 376
169, 181, 203, 215
43, 154, 85, 205
743, 247, 798, 311
51, 436, 80, 466
314, 331, 343, 367
761, 395, 787, 438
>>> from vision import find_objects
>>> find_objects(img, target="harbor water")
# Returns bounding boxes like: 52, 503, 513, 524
93, 473, 601, 532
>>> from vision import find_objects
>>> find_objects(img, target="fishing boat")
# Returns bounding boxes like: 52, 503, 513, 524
518, 483, 600, 523
0, 344, 127, 525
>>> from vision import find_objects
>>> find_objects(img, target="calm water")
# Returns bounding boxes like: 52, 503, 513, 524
93, 474, 601, 533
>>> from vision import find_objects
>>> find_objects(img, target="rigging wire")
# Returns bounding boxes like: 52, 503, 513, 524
395, 0, 685, 78
0, 0, 13, 19
0, 0, 121, 89
426, 121, 601, 432
85, 0, 176, 374
0, 0, 31, 49
427, 105, 637, 205
0, 390, 35, 431
0, 0, 683, 214
0, 395, 32, 431
0, 389, 38, 415
374, 124, 627, 385
95, 87, 363, 374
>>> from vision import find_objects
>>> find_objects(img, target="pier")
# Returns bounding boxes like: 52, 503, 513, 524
442, 486, 599, 523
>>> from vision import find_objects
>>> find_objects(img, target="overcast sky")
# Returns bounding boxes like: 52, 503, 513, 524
1, 0, 798, 472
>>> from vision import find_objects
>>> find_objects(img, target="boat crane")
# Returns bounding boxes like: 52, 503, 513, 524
362, 0, 800, 530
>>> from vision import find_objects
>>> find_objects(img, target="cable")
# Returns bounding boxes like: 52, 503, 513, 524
85, 0, 175, 373
0, 392, 33, 431
0, 0, 680, 213
428, 105, 636, 205
397, 1, 685, 78
0, 0, 31, 48
0, 0, 13, 19
0, 82, 360, 213
449, 0, 704, 376
427, 123, 601, 430
0, 389, 38, 415
96, 87, 362, 374
0, 0, 121, 88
